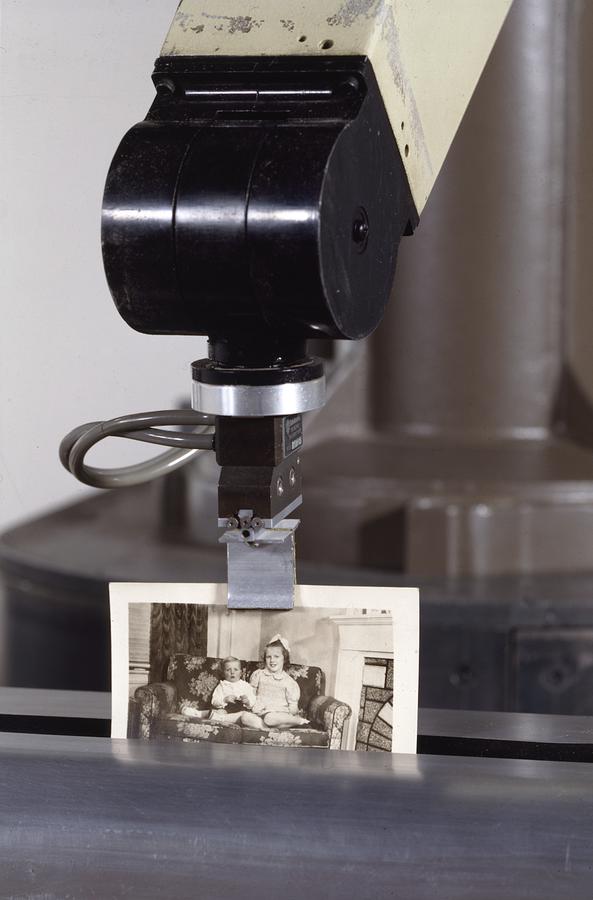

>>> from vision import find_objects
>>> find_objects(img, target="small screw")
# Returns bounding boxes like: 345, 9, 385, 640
352, 219, 368, 243
289, 467, 296, 487
251, 517, 263, 530
226, 517, 238, 529
296, 456, 301, 466
340, 76, 361, 96
155, 77, 176, 95
351, 205, 369, 254
276, 477, 284, 497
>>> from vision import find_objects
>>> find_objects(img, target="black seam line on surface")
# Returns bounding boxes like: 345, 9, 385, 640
0, 715, 110, 738
417, 734, 593, 763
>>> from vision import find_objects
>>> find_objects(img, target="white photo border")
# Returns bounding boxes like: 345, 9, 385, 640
110, 583, 419, 754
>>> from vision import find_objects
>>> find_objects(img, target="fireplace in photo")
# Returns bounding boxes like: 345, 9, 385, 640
331, 614, 394, 750
356, 658, 394, 752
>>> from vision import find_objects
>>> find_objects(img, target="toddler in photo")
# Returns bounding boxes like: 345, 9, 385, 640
180, 656, 255, 723
241, 635, 309, 730
209, 656, 256, 723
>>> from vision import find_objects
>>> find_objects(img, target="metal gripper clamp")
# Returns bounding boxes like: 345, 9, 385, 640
190, 351, 326, 611
201, 410, 311, 611
220, 513, 300, 611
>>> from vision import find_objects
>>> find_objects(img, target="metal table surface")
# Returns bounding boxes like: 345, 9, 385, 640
0, 730, 592, 899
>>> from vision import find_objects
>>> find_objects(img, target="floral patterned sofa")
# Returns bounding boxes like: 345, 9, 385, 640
134, 654, 351, 750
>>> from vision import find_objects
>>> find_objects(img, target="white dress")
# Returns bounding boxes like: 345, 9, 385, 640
209, 678, 256, 723
250, 669, 300, 715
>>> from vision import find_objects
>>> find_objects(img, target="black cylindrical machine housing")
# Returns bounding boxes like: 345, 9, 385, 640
101, 56, 417, 365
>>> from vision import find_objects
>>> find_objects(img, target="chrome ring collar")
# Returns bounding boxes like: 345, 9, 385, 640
191, 375, 326, 417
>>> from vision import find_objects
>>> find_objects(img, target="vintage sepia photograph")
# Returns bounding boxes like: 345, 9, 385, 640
111, 584, 419, 753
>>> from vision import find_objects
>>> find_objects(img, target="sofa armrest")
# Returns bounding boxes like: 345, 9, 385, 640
134, 682, 177, 739
309, 695, 352, 750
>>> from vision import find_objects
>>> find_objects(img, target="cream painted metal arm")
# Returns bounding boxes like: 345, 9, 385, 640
162, 0, 513, 213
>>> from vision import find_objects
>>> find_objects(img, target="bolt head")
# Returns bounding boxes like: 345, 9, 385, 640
289, 467, 296, 487
276, 477, 284, 497
155, 77, 176, 95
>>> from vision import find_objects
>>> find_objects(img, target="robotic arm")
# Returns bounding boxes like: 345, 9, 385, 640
62, 0, 512, 609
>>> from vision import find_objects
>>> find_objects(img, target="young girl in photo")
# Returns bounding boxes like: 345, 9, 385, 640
241, 635, 309, 730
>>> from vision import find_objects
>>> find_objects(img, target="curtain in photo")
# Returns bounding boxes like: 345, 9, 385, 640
149, 603, 208, 682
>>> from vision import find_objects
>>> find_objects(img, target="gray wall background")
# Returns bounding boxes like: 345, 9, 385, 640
0, 0, 206, 532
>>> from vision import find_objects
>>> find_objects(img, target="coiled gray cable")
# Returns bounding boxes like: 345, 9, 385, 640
60, 410, 215, 489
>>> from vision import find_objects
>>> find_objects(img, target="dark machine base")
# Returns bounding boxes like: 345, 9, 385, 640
4, 483, 593, 717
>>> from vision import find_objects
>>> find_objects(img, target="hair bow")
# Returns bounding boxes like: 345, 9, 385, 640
268, 634, 290, 652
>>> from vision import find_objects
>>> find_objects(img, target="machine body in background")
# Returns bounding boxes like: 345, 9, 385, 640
299, 0, 593, 579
